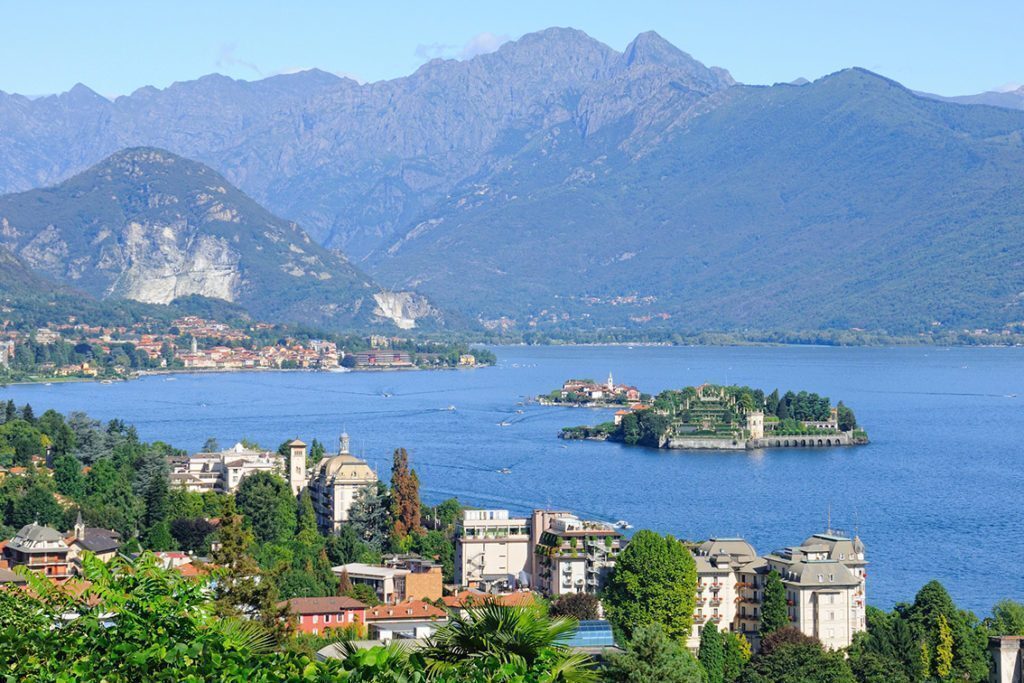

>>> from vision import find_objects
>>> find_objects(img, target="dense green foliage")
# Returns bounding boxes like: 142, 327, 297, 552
603, 530, 697, 640
759, 570, 789, 637
848, 582, 994, 683
604, 624, 704, 683
698, 624, 725, 683
741, 628, 856, 683
0, 554, 597, 682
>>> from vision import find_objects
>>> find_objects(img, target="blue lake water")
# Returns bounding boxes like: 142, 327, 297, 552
3, 344, 1023, 615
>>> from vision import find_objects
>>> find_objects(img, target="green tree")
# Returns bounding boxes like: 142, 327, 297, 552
9, 483, 63, 528
210, 498, 291, 642
934, 613, 954, 679
0, 553, 341, 681
837, 401, 857, 431
235, 471, 296, 544
604, 530, 697, 640
721, 631, 751, 683
37, 409, 75, 456
760, 570, 788, 637
987, 599, 1024, 635
741, 628, 855, 683
53, 453, 85, 499
349, 481, 391, 549
605, 623, 704, 683
296, 490, 317, 537
699, 624, 725, 683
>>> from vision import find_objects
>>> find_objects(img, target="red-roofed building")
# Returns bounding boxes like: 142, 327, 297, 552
280, 596, 367, 636
442, 589, 538, 615
364, 599, 448, 641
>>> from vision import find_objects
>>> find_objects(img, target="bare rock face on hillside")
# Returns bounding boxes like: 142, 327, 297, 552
372, 291, 438, 330
0, 148, 411, 329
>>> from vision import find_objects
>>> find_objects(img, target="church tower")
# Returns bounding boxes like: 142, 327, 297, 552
287, 439, 307, 496
607, 372, 614, 391
339, 431, 351, 455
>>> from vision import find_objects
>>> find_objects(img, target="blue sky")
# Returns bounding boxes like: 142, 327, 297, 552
3, 1, 1021, 97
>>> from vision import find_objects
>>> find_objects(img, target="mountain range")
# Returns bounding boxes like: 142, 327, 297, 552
0, 148, 439, 329
1, 28, 1023, 335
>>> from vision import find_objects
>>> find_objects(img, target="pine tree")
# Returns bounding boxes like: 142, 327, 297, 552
390, 447, 422, 539
349, 482, 391, 549
698, 624, 725, 683
296, 491, 317, 537
211, 498, 291, 641
20, 403, 35, 424
760, 570, 789, 637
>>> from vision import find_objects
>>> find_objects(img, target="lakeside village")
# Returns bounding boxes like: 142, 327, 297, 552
547, 375, 869, 450
0, 315, 494, 383
0, 405, 1021, 682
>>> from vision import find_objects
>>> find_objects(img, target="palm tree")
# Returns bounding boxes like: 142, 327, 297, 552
420, 603, 597, 682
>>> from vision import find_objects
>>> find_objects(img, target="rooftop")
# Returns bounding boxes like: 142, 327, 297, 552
280, 596, 367, 614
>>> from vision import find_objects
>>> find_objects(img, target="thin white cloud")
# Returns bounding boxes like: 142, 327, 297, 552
459, 32, 510, 60
414, 32, 511, 63
216, 43, 263, 75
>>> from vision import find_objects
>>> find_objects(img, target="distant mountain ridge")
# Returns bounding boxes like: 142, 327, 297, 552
917, 86, 1024, 111
1, 29, 1023, 335
0, 28, 734, 259
0, 148, 440, 329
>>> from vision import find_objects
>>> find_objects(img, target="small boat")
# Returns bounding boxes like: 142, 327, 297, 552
497, 467, 512, 475
165, 377, 177, 381
515, 409, 524, 414
446, 405, 456, 411
614, 520, 633, 530
100, 379, 114, 384
498, 421, 512, 427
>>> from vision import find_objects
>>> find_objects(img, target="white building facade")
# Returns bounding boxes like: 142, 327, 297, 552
307, 433, 378, 533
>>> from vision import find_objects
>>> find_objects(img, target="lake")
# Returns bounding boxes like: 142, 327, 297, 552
3, 344, 1022, 615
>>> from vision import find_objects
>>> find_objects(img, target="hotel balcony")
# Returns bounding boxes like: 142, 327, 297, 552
709, 598, 723, 606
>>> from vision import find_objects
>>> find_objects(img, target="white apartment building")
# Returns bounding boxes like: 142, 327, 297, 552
454, 509, 531, 589
307, 432, 378, 533
688, 532, 867, 652
169, 442, 285, 493
532, 515, 623, 596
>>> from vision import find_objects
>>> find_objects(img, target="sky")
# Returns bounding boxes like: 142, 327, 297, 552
2, 1, 1022, 98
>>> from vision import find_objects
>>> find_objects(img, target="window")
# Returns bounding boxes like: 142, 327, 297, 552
817, 574, 823, 582
312, 615, 318, 624
325, 614, 332, 623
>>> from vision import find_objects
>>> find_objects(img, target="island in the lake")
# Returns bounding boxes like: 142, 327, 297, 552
552, 381, 869, 450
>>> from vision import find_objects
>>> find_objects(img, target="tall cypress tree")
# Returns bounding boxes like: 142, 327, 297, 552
699, 624, 725, 683
760, 570, 789, 637
390, 447, 421, 539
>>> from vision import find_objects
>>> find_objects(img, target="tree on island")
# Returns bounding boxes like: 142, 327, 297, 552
604, 623, 704, 683
836, 402, 857, 431
604, 530, 697, 640
760, 570, 789, 637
